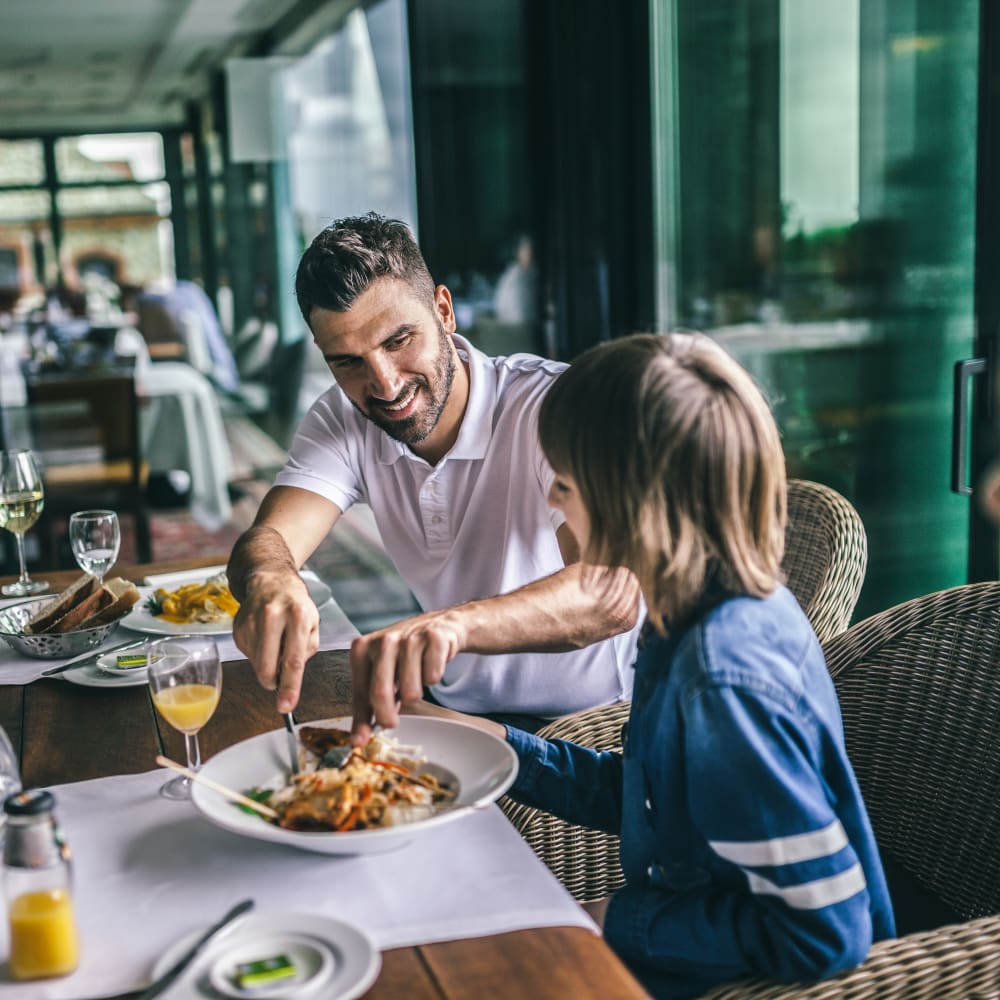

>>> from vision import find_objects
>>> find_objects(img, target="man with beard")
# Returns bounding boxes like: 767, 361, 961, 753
228, 213, 641, 739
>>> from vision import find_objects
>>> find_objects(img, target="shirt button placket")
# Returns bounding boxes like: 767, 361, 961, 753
422, 475, 448, 548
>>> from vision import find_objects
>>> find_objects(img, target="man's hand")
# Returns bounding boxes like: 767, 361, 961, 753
231, 568, 320, 713
227, 488, 341, 712
350, 609, 467, 744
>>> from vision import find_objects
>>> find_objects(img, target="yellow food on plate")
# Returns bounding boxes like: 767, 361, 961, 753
152, 575, 240, 624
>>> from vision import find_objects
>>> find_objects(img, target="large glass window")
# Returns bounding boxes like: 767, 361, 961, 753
56, 183, 172, 290
55, 133, 165, 184
267, 0, 418, 415
0, 191, 54, 308
278, 1, 416, 244
408, 0, 536, 356
0, 140, 45, 186
652, 0, 980, 617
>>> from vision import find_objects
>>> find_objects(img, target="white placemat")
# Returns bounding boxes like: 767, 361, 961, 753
0, 768, 594, 998
0, 572, 359, 686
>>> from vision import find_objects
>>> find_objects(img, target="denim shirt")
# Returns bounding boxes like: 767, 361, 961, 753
506, 586, 895, 999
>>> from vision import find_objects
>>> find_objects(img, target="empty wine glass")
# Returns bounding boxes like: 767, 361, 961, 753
147, 637, 222, 801
0, 450, 49, 597
68, 510, 120, 581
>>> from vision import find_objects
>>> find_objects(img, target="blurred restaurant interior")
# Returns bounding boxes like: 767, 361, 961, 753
0, 0, 996, 622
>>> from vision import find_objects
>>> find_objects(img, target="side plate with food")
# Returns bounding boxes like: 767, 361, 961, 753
191, 716, 519, 855
119, 574, 332, 636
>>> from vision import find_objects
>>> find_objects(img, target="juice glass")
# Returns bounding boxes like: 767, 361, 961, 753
147, 638, 222, 800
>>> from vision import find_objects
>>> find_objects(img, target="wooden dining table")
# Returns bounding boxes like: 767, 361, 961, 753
0, 556, 648, 999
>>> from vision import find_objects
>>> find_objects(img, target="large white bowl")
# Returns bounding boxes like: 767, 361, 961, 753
192, 716, 519, 855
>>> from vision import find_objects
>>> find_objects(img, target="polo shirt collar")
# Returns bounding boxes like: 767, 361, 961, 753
376, 334, 497, 465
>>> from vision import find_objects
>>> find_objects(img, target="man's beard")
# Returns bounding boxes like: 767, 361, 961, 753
356, 327, 457, 447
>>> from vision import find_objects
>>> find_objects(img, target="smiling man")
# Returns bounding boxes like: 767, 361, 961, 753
227, 213, 641, 739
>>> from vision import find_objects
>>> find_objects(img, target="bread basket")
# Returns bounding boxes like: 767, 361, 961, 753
0, 597, 118, 659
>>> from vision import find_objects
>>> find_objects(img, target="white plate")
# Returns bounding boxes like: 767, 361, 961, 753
120, 575, 333, 637
192, 716, 519, 856
61, 660, 150, 688
151, 911, 380, 1000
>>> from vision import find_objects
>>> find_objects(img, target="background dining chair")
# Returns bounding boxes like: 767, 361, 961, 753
27, 367, 152, 565
696, 580, 1000, 999
501, 478, 868, 902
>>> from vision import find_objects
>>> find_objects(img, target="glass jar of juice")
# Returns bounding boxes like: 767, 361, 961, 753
3, 789, 79, 980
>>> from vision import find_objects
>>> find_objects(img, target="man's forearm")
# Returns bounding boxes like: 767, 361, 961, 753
226, 525, 300, 602
445, 564, 641, 654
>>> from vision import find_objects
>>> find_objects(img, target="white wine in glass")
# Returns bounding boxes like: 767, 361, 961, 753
0, 450, 49, 597
68, 510, 120, 580
148, 638, 222, 800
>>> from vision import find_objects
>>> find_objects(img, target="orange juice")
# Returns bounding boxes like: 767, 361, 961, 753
153, 683, 220, 733
8, 888, 79, 979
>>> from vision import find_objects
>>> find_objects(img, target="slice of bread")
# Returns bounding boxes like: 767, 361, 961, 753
76, 578, 142, 629
47, 586, 115, 634
24, 574, 100, 634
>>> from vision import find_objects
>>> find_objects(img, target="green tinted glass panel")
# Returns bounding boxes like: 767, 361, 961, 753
652, 0, 979, 618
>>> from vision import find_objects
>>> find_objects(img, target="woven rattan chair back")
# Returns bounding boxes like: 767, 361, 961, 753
501, 480, 869, 903
783, 479, 867, 642
695, 581, 1000, 999
826, 580, 1000, 919
500, 701, 630, 901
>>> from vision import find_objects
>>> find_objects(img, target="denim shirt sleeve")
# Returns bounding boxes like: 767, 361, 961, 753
504, 726, 623, 835
604, 682, 876, 984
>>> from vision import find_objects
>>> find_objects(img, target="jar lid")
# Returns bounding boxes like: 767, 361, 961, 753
3, 789, 55, 817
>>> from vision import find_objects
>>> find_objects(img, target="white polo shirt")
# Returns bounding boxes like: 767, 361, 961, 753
275, 336, 637, 716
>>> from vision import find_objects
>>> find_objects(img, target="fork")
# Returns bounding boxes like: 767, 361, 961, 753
282, 712, 299, 776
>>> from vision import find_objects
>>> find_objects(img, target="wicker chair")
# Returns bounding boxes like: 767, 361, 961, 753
781, 479, 867, 643
501, 479, 868, 902
697, 580, 1000, 998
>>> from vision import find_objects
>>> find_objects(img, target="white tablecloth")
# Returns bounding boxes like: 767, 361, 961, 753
0, 768, 594, 998
138, 361, 233, 530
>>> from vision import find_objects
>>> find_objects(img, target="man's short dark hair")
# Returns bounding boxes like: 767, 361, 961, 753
294, 212, 436, 325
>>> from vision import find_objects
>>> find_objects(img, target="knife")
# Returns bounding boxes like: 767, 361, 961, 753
284, 712, 299, 775
137, 898, 254, 999
40, 638, 146, 677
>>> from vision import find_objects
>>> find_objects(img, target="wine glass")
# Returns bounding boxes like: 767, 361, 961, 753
68, 510, 120, 580
0, 450, 49, 597
147, 637, 222, 801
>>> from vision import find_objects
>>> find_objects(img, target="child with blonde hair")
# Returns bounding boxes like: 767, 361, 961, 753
502, 333, 894, 997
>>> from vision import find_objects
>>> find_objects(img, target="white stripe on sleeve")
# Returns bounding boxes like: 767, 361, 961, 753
744, 863, 867, 910
709, 819, 848, 867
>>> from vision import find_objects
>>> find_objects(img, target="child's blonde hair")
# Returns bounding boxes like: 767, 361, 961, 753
539, 333, 787, 630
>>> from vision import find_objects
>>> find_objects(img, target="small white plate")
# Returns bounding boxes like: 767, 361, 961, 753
120, 575, 332, 636
151, 912, 380, 1000
93, 647, 159, 678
